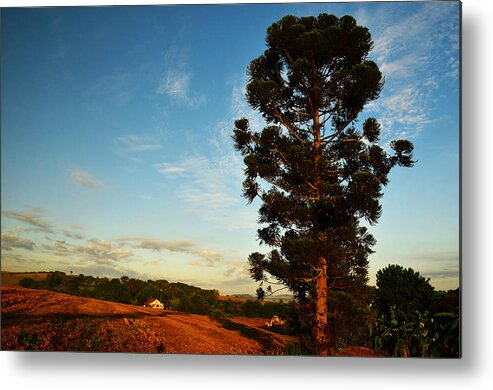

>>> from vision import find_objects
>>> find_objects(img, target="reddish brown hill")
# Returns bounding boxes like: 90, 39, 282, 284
0, 285, 289, 354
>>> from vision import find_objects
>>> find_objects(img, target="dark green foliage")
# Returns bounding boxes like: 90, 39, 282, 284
375, 264, 436, 319
94, 278, 133, 303
233, 13, 415, 353
369, 307, 460, 357
328, 285, 373, 349
370, 265, 460, 357
44, 271, 66, 291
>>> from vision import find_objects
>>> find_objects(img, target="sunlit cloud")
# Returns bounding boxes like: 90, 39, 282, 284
0, 233, 36, 251
131, 238, 196, 253
62, 230, 85, 240
2, 210, 53, 232
70, 169, 104, 189
73, 239, 133, 264
41, 240, 71, 257
119, 237, 223, 267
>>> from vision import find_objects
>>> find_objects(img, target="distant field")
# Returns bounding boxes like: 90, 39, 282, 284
1, 272, 49, 286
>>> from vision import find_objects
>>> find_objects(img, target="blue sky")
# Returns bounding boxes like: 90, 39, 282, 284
1, 1, 460, 294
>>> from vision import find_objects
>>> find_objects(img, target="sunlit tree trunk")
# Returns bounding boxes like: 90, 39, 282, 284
315, 257, 329, 356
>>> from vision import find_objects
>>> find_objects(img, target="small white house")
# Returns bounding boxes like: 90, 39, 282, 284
144, 297, 164, 309
265, 315, 286, 327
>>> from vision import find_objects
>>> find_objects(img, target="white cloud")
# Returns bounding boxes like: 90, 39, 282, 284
116, 134, 162, 152
156, 47, 205, 108
365, 2, 459, 140
70, 169, 104, 189
154, 155, 237, 210
366, 3, 459, 142
153, 163, 188, 177
379, 55, 426, 79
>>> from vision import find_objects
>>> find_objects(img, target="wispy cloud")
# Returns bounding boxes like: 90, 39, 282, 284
369, 85, 441, 140
66, 223, 86, 231
138, 195, 158, 201
41, 240, 71, 257
85, 71, 133, 107
73, 239, 133, 264
120, 237, 222, 267
154, 156, 237, 210
115, 134, 162, 152
2, 210, 53, 232
153, 163, 188, 177
366, 2, 459, 140
153, 76, 261, 229
131, 238, 196, 253
1, 233, 36, 251
62, 230, 84, 240
156, 47, 205, 108
70, 169, 104, 189
372, 3, 459, 75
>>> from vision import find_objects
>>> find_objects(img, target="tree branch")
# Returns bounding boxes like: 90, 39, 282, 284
295, 269, 323, 283
273, 110, 307, 144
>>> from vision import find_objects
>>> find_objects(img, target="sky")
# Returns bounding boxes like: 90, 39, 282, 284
0, 1, 460, 294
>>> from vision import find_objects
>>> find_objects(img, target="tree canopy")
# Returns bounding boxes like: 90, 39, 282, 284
375, 264, 436, 318
233, 13, 415, 355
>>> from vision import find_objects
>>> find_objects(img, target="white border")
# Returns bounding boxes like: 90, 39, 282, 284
2, 1, 492, 389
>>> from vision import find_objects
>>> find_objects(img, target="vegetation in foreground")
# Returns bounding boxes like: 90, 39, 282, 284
4, 264, 459, 357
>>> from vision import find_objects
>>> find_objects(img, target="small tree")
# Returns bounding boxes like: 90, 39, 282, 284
233, 14, 414, 354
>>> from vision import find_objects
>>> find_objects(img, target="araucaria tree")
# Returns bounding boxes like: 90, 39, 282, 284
233, 14, 415, 355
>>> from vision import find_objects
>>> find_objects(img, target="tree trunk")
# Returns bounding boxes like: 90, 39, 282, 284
312, 108, 329, 355
315, 256, 329, 356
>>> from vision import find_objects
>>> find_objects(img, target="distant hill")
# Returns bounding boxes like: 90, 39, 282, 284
1, 271, 49, 285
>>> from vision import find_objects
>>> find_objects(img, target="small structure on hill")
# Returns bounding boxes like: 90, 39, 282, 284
265, 315, 285, 327
143, 297, 164, 310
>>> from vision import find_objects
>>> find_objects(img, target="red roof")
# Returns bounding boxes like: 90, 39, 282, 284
146, 297, 157, 303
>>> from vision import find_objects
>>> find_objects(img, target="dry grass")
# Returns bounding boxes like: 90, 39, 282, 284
1, 285, 289, 354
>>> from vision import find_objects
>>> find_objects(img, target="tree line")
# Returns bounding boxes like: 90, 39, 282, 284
18, 272, 289, 320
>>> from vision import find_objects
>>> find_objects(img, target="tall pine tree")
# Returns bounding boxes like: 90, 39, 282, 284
233, 14, 415, 355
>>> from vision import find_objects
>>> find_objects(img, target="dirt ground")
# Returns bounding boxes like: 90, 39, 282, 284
0, 285, 289, 354
1, 285, 384, 356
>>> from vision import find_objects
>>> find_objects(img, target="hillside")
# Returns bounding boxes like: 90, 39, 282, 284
1, 285, 290, 354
